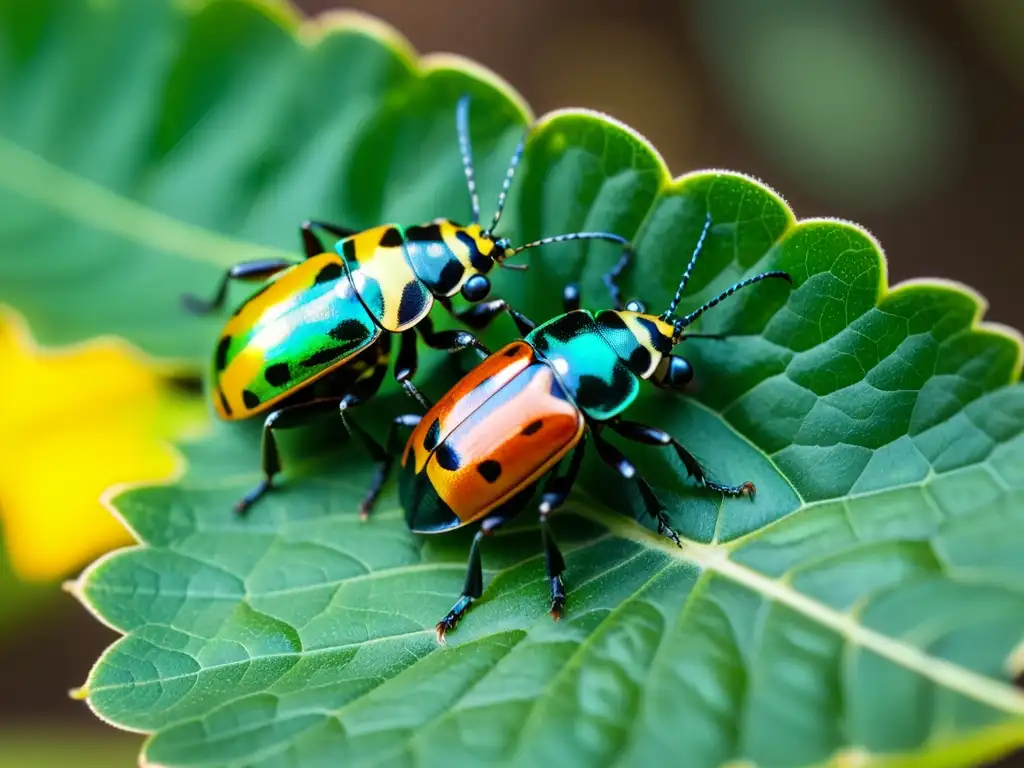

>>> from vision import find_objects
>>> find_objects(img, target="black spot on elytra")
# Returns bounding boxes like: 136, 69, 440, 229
329, 319, 366, 343
379, 227, 404, 248
406, 223, 443, 242
301, 346, 347, 368
545, 311, 593, 343
218, 388, 233, 416
242, 390, 261, 409
215, 336, 232, 372
341, 238, 357, 262
597, 311, 629, 333
574, 364, 634, 412
574, 375, 604, 409
629, 346, 652, 374
522, 420, 543, 436
397, 283, 428, 325
314, 262, 343, 284
477, 460, 502, 483
423, 418, 441, 452
504, 346, 521, 357
435, 258, 466, 294
264, 362, 290, 387
434, 442, 461, 471
455, 230, 492, 273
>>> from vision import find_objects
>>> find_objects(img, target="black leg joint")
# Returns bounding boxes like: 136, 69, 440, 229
394, 328, 419, 382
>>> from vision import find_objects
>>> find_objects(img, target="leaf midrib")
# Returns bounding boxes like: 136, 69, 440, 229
86, 489, 1024, 720
573, 501, 1024, 719
0, 135, 295, 269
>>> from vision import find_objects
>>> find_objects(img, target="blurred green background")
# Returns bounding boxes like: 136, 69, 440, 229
2, 0, 1022, 765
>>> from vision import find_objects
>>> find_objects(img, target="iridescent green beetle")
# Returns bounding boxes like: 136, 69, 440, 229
183, 97, 633, 517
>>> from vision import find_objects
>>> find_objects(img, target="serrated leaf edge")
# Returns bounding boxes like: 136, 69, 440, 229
36, 1, 1021, 765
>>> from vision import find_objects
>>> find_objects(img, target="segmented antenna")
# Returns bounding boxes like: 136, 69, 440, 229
661, 212, 712, 320
672, 271, 792, 341
456, 95, 481, 225
507, 231, 630, 257
602, 248, 632, 310
487, 136, 525, 235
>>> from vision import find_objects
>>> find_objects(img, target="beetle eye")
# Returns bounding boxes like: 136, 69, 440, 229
625, 300, 646, 313
461, 274, 491, 302
667, 356, 694, 388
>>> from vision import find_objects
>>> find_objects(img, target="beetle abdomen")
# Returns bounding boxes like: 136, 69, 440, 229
212, 254, 379, 419
401, 342, 584, 533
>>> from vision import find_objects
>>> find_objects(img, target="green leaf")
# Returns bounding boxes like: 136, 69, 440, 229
6, 1, 1022, 767
0, 0, 528, 361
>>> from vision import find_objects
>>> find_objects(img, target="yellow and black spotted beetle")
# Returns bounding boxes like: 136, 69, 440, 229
183, 97, 633, 517
385, 214, 792, 640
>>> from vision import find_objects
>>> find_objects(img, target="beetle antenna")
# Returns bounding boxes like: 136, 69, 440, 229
602, 248, 632, 310
456, 95, 481, 225
507, 231, 630, 257
497, 261, 529, 271
671, 271, 792, 342
486, 135, 525, 236
661, 212, 712, 320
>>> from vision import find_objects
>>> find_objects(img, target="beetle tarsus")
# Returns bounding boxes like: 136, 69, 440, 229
434, 620, 452, 645
549, 576, 566, 620
704, 479, 757, 501
656, 514, 683, 548
435, 595, 473, 644
235, 478, 272, 517
180, 293, 215, 316
359, 460, 391, 521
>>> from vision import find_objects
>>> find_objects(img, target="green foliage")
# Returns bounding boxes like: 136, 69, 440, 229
692, 0, 960, 208
0, 729, 140, 768
2, 1, 1022, 767
0, 0, 525, 360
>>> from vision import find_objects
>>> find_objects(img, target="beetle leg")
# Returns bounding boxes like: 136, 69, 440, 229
390, 330, 434, 410
435, 510, 517, 644
339, 336, 432, 520
300, 220, 358, 259
358, 413, 422, 521
591, 429, 682, 547
633, 474, 682, 548
439, 296, 536, 337
417, 315, 491, 359
181, 259, 295, 315
235, 397, 345, 516
335, 396, 388, 520
608, 419, 756, 500
394, 328, 420, 382
537, 434, 587, 619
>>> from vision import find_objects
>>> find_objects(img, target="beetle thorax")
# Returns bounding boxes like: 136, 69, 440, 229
594, 310, 675, 379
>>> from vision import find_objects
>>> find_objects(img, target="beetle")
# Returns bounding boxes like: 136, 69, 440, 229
182, 97, 633, 517
385, 214, 792, 641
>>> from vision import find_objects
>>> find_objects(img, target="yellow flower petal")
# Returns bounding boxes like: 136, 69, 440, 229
0, 307, 205, 581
